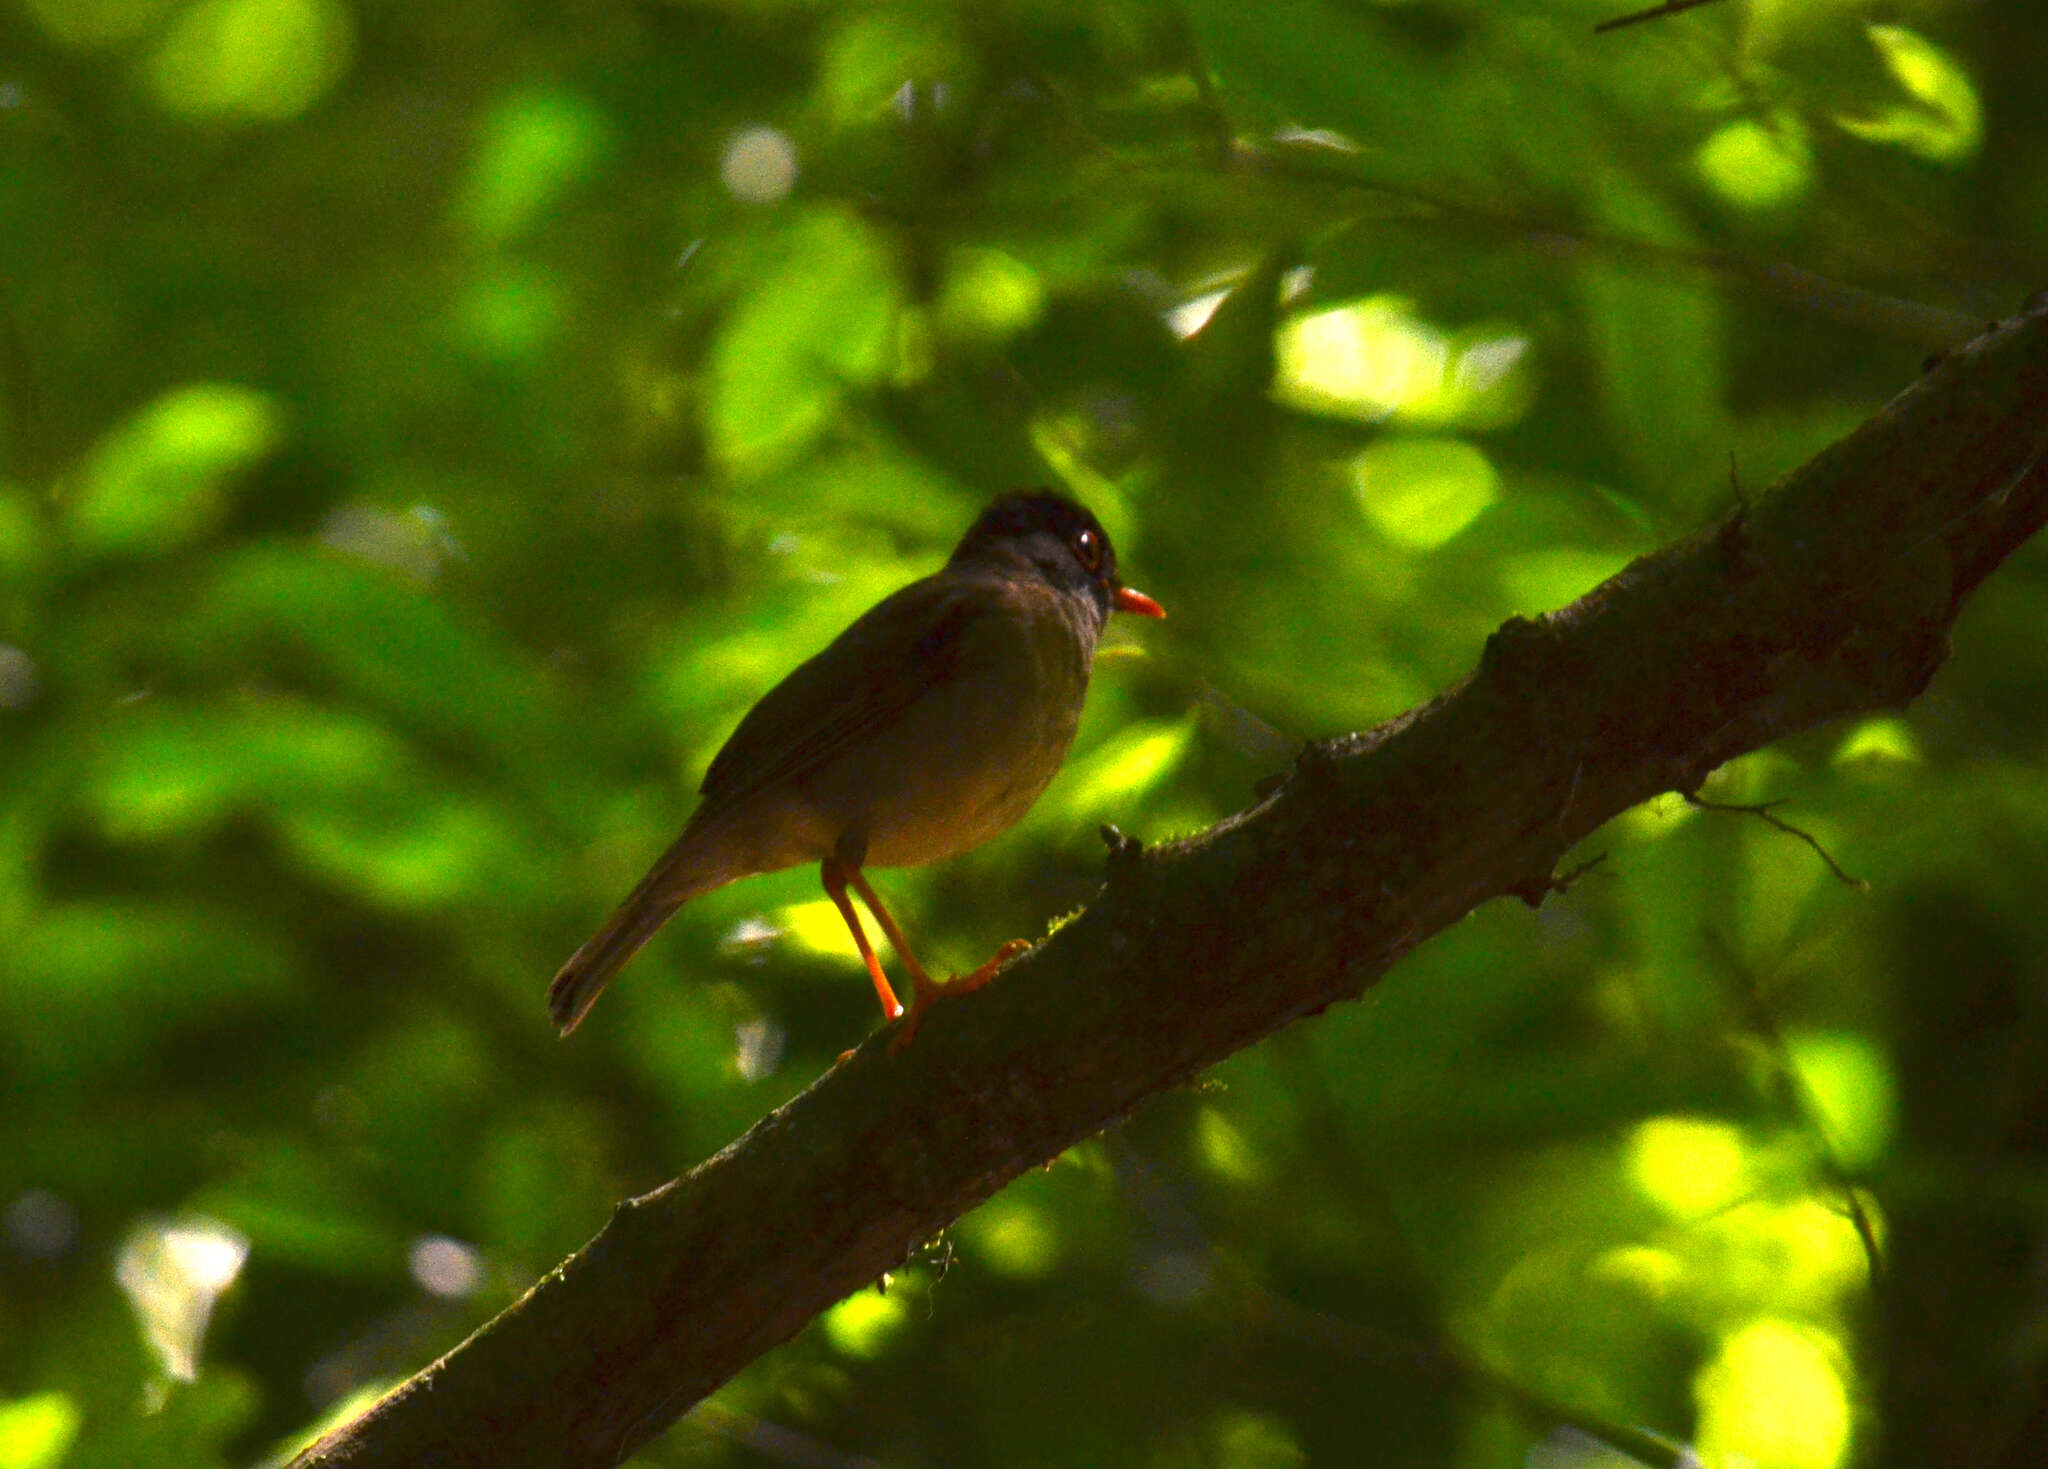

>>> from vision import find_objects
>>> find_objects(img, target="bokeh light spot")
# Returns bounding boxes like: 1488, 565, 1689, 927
1275, 297, 1530, 428
408, 1235, 482, 1298
115, 1217, 250, 1381
721, 126, 799, 204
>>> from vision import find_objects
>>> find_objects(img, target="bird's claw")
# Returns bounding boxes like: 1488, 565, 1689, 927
887, 939, 1033, 1053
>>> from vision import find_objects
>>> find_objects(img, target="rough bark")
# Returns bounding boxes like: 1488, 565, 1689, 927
292, 301, 2048, 1469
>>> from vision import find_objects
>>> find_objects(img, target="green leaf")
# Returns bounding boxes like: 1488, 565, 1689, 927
707, 208, 903, 476
1837, 23, 1982, 164
455, 89, 611, 245
1577, 178, 1729, 504
1351, 436, 1499, 550
66, 384, 283, 557
6, 903, 296, 1085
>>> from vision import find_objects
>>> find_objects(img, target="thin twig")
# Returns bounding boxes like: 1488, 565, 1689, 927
1684, 793, 1870, 890
1595, 0, 1732, 36
1707, 936, 1890, 1292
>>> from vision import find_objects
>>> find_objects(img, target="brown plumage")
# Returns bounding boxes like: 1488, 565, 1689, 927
547, 492, 1163, 1043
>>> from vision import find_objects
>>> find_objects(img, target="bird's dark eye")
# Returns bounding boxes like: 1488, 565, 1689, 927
1073, 528, 1103, 573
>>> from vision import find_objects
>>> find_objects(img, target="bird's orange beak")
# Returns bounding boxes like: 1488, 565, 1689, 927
1113, 585, 1165, 618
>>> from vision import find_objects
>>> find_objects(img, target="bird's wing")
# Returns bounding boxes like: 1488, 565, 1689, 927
696, 571, 1010, 814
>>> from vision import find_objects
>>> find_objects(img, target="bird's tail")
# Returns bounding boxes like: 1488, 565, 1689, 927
548, 823, 740, 1035
547, 892, 683, 1034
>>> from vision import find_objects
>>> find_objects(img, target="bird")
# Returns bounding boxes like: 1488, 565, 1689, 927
547, 490, 1165, 1046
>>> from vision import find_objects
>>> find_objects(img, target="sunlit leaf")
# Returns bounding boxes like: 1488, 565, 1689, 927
1628, 1116, 1751, 1217
145, 0, 354, 122
1786, 1031, 1896, 1171
67, 384, 283, 557
1833, 716, 1921, 768
820, 1282, 915, 1358
1696, 115, 1813, 211
1837, 23, 1982, 164
1351, 436, 1499, 550
0, 1393, 80, 1469
1695, 1319, 1852, 1469
1274, 297, 1531, 429
708, 208, 903, 475
1042, 716, 1195, 826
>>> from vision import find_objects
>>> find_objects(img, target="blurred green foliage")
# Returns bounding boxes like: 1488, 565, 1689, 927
3, 1, 2047, 1466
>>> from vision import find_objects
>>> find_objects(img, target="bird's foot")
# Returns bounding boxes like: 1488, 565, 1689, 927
888, 940, 1032, 1053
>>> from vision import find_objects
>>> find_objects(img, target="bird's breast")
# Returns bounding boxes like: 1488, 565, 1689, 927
849, 610, 1090, 868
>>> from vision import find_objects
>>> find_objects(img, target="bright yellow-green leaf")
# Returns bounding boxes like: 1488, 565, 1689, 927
1195, 1107, 1269, 1184
776, 897, 863, 959
1049, 716, 1195, 822
709, 209, 902, 475
1837, 23, 1981, 164
146, 0, 354, 122
68, 384, 283, 556
1499, 547, 1634, 615
1697, 116, 1813, 210
1696, 1319, 1851, 1469
1834, 716, 1921, 768
1274, 297, 1530, 429
1787, 1031, 1896, 1170
0, 1393, 81, 1469
821, 1283, 914, 1358
1351, 436, 1499, 550
938, 247, 1044, 343
1628, 1116, 1751, 1216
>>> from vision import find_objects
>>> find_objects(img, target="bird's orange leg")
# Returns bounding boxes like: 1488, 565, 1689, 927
821, 859, 903, 1021
847, 870, 1029, 1050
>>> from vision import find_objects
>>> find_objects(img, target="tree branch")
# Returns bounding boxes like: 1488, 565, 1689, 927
293, 300, 2048, 1468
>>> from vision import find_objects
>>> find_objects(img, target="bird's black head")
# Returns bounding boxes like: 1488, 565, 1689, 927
950, 490, 1163, 624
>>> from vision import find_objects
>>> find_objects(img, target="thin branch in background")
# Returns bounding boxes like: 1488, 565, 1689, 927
1683, 793, 1870, 890
692, 1401, 885, 1469
1236, 138, 1978, 350
1595, 0, 1732, 36
1703, 932, 1889, 1293
1108, 1137, 1696, 1469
